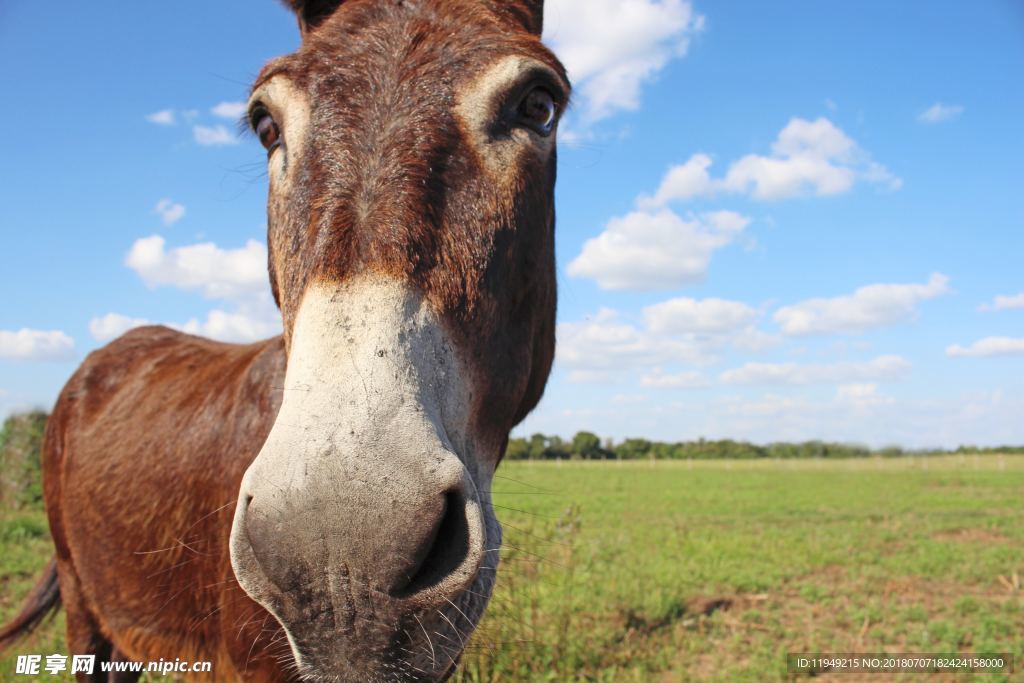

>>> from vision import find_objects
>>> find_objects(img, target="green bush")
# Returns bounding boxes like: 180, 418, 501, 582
0, 411, 48, 512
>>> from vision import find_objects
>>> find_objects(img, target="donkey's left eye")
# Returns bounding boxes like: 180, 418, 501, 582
516, 87, 557, 136
251, 107, 281, 154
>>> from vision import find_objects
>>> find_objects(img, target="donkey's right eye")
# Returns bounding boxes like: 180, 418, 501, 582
516, 87, 557, 136
251, 107, 281, 154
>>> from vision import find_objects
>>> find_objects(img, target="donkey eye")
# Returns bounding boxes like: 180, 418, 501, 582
516, 87, 557, 136
251, 107, 281, 154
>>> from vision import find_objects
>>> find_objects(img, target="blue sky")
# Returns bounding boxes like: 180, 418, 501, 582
1, 1, 1022, 448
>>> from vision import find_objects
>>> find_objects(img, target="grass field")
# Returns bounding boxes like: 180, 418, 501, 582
2, 456, 1023, 681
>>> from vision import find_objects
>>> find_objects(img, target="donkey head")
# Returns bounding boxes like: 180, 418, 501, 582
229, 0, 566, 680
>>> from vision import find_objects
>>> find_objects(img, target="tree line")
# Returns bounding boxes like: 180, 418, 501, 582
2, 411, 1022, 505
505, 431, 1024, 461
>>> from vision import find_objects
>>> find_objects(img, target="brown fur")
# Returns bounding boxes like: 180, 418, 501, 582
0, 1, 565, 680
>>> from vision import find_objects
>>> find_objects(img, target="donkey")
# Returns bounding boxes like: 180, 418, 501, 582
0, 1, 567, 680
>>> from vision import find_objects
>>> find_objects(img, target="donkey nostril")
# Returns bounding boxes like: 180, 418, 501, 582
397, 490, 470, 597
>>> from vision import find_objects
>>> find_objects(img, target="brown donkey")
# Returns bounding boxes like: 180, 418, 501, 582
0, 1, 568, 680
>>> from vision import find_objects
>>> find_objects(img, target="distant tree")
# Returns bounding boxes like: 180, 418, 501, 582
496, 431, 1021, 462
615, 438, 651, 460
0, 411, 48, 511
505, 437, 529, 460
571, 431, 602, 459
528, 433, 548, 460
547, 435, 570, 460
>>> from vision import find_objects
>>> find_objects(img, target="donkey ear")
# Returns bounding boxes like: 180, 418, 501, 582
517, 0, 544, 35
490, 0, 544, 36
281, 0, 345, 36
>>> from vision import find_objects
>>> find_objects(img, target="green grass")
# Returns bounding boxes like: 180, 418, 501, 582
3, 456, 1023, 681
457, 457, 1024, 682
0, 512, 64, 680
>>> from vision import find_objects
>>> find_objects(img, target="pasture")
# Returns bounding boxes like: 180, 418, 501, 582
3, 456, 1023, 681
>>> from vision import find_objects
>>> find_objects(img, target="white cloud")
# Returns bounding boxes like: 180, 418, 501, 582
193, 124, 239, 146
835, 383, 894, 410
774, 273, 950, 335
146, 109, 176, 125
0, 329, 75, 362
556, 298, 776, 382
720, 355, 911, 386
566, 370, 614, 384
568, 209, 749, 290
89, 313, 151, 342
639, 153, 714, 207
708, 388, 1023, 449
642, 117, 901, 205
176, 302, 281, 343
979, 292, 1024, 312
731, 328, 782, 352
557, 308, 712, 377
717, 393, 809, 419
918, 103, 964, 124
835, 382, 878, 401
154, 198, 186, 226
644, 297, 756, 335
125, 235, 267, 300
92, 306, 279, 345
640, 370, 709, 389
543, 0, 704, 124
612, 393, 648, 405
947, 337, 1024, 359
519, 387, 1024, 451
92, 304, 280, 345
122, 234, 281, 343
211, 101, 248, 119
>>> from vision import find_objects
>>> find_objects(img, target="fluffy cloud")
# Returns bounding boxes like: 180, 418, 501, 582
918, 103, 964, 124
568, 209, 749, 290
639, 153, 714, 206
644, 297, 756, 335
557, 308, 712, 375
704, 389, 1022, 448
146, 109, 175, 125
121, 235, 281, 343
93, 304, 280, 345
773, 273, 950, 335
89, 313, 151, 342
946, 337, 1024, 358
193, 124, 239, 146
640, 370, 709, 389
177, 300, 282, 343
557, 297, 776, 383
126, 235, 267, 300
720, 355, 911, 386
211, 101, 248, 119
0, 329, 75, 362
641, 117, 901, 205
979, 292, 1024, 312
543, 0, 704, 124
519, 386, 1024, 450
835, 383, 895, 410
154, 198, 186, 226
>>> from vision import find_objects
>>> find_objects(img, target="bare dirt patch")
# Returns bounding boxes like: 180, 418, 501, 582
930, 527, 1008, 543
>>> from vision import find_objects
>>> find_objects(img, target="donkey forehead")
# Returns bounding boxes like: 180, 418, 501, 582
252, 1, 567, 103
